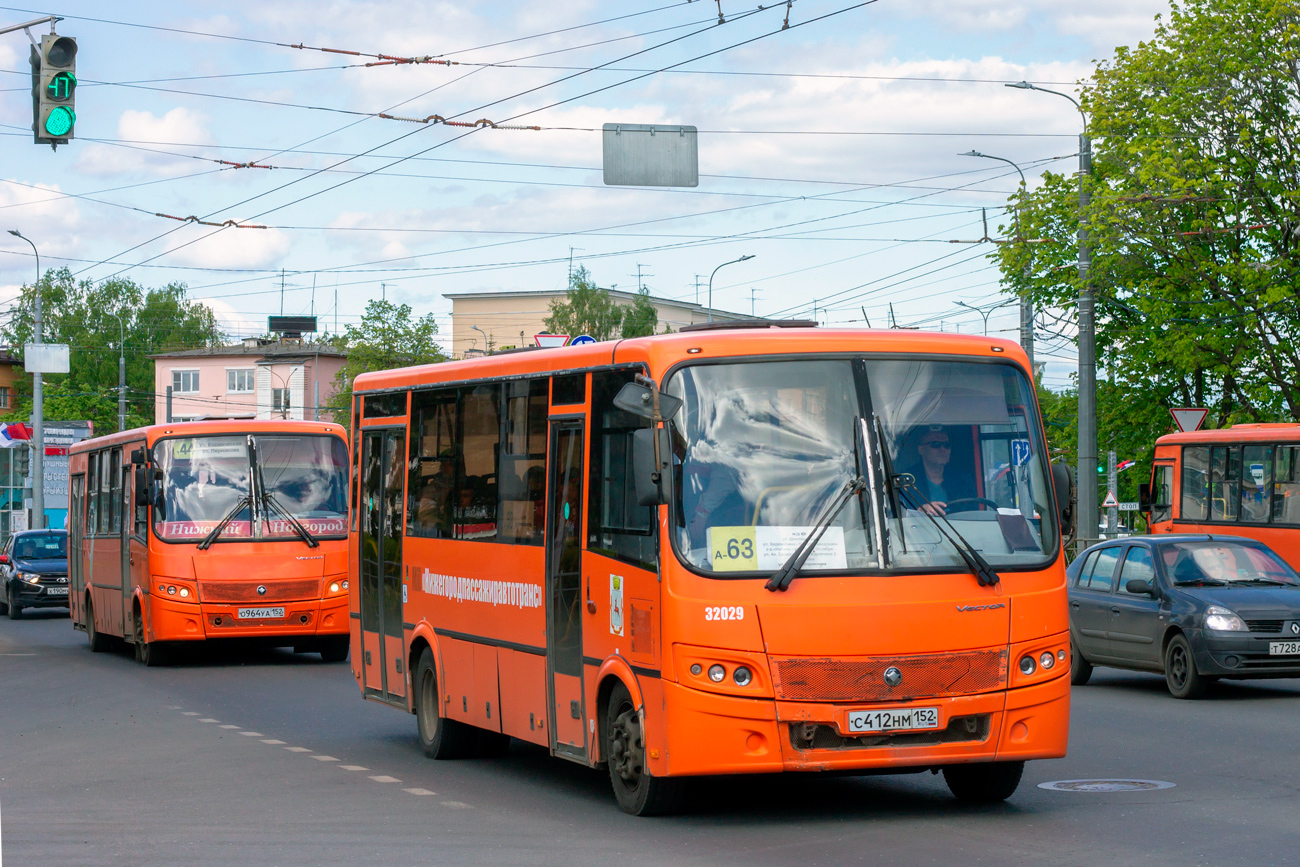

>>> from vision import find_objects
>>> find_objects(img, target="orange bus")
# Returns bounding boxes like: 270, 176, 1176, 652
1143, 424, 1300, 568
68, 420, 351, 666
348, 325, 1073, 814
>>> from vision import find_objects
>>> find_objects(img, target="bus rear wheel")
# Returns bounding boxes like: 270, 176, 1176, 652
133, 607, 169, 667
604, 682, 684, 816
414, 649, 475, 760
943, 761, 1025, 803
86, 598, 110, 653
318, 636, 349, 663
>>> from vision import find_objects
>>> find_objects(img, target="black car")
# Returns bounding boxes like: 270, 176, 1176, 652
1067, 534, 1300, 698
0, 530, 70, 619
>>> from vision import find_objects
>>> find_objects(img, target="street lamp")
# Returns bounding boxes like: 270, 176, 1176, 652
471, 324, 489, 354
1007, 80, 1097, 547
113, 313, 127, 432
707, 254, 755, 323
7, 229, 44, 529
959, 150, 1034, 369
955, 299, 1016, 337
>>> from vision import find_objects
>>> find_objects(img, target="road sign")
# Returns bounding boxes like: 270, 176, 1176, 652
1011, 438, 1031, 466
1102, 491, 1119, 508
1119, 502, 1140, 512
1170, 407, 1209, 433
569, 334, 596, 345
603, 123, 699, 187
534, 333, 570, 348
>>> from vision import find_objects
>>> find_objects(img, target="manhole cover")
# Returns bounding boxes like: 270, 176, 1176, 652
1038, 779, 1176, 793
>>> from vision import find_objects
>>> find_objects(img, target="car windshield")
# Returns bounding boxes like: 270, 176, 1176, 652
1161, 541, 1299, 585
153, 434, 348, 542
664, 356, 1055, 575
13, 534, 66, 559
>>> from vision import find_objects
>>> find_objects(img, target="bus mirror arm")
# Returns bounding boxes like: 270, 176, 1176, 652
632, 428, 671, 507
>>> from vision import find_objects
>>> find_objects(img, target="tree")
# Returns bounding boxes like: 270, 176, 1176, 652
0, 268, 225, 433
323, 298, 445, 421
544, 267, 662, 340
620, 287, 661, 338
992, 0, 1300, 492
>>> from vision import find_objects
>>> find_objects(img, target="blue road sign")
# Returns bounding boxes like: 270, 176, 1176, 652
569, 334, 596, 345
1011, 439, 1032, 467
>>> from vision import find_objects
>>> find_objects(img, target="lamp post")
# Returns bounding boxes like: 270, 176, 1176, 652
960, 150, 1034, 370
1007, 80, 1096, 547
955, 298, 1016, 337
113, 313, 127, 432
7, 229, 43, 529
471, 324, 489, 354
707, 254, 755, 322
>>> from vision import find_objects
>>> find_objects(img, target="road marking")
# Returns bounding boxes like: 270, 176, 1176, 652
340, 765, 368, 771
285, 747, 312, 753
261, 739, 286, 745
369, 775, 401, 783
181, 712, 200, 716
1, 653, 36, 656
199, 719, 219, 723
167, 705, 183, 709
441, 801, 472, 809
404, 788, 436, 796
239, 732, 263, 737
311, 755, 339, 762
219, 724, 241, 730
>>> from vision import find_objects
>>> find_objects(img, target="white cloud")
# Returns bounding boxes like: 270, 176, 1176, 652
198, 296, 263, 337
904, 0, 1166, 48
0, 181, 84, 282
160, 225, 291, 270
74, 108, 213, 178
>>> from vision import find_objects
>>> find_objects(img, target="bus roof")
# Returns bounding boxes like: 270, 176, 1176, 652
353, 328, 1029, 394
1155, 423, 1300, 447
69, 419, 346, 454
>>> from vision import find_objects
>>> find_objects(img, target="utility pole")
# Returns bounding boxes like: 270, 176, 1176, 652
32, 288, 44, 529
279, 268, 285, 316
1106, 450, 1118, 537
166, 386, 173, 424
751, 287, 760, 317
116, 315, 126, 432
693, 275, 703, 305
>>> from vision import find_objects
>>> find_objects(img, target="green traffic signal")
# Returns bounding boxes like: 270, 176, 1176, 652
44, 106, 75, 137
46, 71, 75, 102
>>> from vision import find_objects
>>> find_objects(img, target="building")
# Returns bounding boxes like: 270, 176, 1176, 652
443, 289, 755, 359
0, 348, 26, 412
151, 340, 347, 424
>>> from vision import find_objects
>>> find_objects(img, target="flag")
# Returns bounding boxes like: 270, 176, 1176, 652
0, 423, 32, 448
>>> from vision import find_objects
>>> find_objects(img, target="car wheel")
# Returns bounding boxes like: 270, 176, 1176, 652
7, 583, 23, 619
414, 649, 476, 760
318, 636, 350, 663
1069, 639, 1093, 686
943, 761, 1025, 803
605, 681, 686, 816
0, 581, 8, 616
1164, 633, 1208, 699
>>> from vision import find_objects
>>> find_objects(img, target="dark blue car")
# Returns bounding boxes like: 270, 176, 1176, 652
0, 529, 69, 619
1067, 534, 1300, 698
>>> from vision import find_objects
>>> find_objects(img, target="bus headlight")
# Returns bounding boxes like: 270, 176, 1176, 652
1019, 655, 1036, 675
733, 666, 753, 686
708, 664, 726, 683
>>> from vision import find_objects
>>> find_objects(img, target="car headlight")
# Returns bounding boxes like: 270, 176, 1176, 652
20, 572, 40, 584
1205, 605, 1247, 632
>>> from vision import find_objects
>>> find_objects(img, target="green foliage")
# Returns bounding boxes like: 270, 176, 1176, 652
996, 0, 1300, 491
544, 267, 662, 340
0, 268, 225, 434
324, 298, 445, 421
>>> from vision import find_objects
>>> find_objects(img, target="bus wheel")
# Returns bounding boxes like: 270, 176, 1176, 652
1070, 639, 1093, 686
414, 649, 475, 760
86, 598, 110, 653
318, 637, 349, 663
943, 761, 1025, 803
604, 682, 684, 816
133, 608, 169, 667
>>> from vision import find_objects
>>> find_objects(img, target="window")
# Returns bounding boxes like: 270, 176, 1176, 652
1085, 547, 1121, 592
272, 388, 291, 416
498, 378, 548, 546
364, 393, 407, 418
1181, 446, 1209, 521
0, 386, 9, 408
1241, 445, 1272, 523
1210, 446, 1240, 522
1275, 446, 1300, 525
1116, 547, 1155, 595
552, 373, 586, 406
1073, 551, 1097, 587
409, 389, 458, 539
227, 369, 254, 392
456, 384, 500, 541
97, 450, 111, 535
587, 369, 655, 569
108, 449, 122, 533
87, 453, 99, 535
1152, 464, 1174, 524
172, 370, 200, 393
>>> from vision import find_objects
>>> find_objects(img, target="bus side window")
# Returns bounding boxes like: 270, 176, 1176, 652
1275, 446, 1300, 525
98, 450, 112, 535
408, 388, 458, 539
87, 453, 100, 536
499, 378, 547, 546
108, 449, 122, 533
1152, 464, 1174, 524
1241, 446, 1271, 524
1180, 446, 1209, 521
587, 370, 656, 571
456, 384, 500, 542
1210, 446, 1240, 522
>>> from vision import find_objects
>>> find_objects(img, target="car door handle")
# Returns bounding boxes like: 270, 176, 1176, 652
1070, 601, 1080, 609
1111, 607, 1122, 614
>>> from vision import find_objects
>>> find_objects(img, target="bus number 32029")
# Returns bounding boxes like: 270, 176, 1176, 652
705, 606, 745, 621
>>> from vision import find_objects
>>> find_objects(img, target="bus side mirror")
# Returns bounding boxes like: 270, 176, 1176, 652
1052, 461, 1076, 540
130, 447, 146, 465
134, 466, 148, 508
632, 428, 670, 506
1138, 483, 1152, 511
150, 470, 166, 518
614, 382, 682, 422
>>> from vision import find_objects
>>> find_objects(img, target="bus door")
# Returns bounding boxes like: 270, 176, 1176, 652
69, 474, 85, 626
119, 454, 134, 632
123, 450, 149, 631
359, 428, 407, 704
546, 419, 587, 760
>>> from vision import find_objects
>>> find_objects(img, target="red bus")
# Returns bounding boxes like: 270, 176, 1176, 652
68, 420, 351, 665
1144, 423, 1300, 568
348, 326, 1073, 814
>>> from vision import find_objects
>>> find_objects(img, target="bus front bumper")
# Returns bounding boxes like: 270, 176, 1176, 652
147, 594, 350, 642
657, 674, 1069, 777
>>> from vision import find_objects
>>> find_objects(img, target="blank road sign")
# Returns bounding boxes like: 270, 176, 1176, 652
603, 124, 699, 187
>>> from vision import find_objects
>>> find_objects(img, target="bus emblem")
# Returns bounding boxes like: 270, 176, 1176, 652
883, 667, 903, 687
257, 586, 267, 596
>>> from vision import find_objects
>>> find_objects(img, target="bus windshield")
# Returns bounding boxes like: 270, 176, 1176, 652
153, 434, 348, 543
666, 357, 1055, 575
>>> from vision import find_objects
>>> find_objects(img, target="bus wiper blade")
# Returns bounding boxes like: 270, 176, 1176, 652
197, 494, 252, 550
261, 490, 320, 548
766, 476, 865, 593
897, 482, 1000, 587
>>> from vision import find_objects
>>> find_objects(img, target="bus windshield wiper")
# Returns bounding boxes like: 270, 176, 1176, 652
766, 476, 865, 592
196, 494, 252, 550
896, 481, 1000, 587
250, 434, 319, 548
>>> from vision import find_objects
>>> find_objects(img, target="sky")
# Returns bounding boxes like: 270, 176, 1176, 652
0, 0, 1170, 388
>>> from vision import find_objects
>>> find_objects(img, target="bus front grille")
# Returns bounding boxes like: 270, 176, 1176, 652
770, 649, 1008, 703
200, 580, 320, 603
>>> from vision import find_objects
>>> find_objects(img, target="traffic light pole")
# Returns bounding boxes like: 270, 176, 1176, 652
0, 15, 59, 40
32, 289, 44, 530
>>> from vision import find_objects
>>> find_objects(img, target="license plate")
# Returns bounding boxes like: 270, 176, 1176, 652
1269, 641, 1300, 656
847, 706, 941, 734
45, 586, 68, 596
237, 607, 285, 620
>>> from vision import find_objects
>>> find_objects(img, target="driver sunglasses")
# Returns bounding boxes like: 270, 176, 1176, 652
921, 440, 952, 449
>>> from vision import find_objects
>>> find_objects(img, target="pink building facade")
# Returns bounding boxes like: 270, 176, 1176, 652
151, 340, 348, 424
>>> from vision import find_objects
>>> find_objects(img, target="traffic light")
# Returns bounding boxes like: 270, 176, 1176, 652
30, 33, 77, 147
14, 445, 30, 478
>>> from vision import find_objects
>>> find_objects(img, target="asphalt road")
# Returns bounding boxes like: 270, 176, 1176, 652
3, 610, 1300, 867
